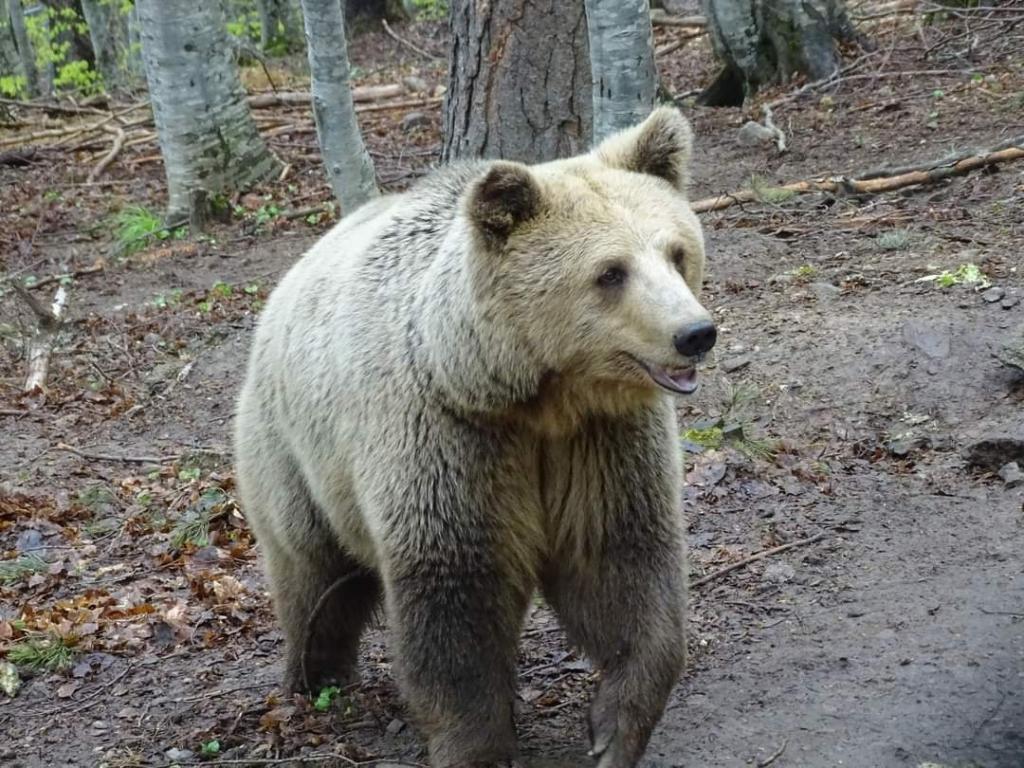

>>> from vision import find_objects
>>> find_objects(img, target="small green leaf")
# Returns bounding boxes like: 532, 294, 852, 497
314, 685, 341, 711
201, 739, 220, 755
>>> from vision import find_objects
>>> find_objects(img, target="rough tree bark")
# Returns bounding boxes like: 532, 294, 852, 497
0, 0, 22, 79
442, 0, 591, 163
7, 0, 39, 96
257, 0, 302, 52
700, 0, 860, 106
299, 0, 378, 213
80, 0, 123, 88
135, 0, 279, 219
584, 0, 656, 142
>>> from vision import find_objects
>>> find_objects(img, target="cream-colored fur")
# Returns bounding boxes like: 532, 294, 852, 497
235, 107, 712, 768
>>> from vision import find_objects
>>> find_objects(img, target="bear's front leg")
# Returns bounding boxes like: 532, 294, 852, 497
366, 417, 537, 768
542, 401, 687, 768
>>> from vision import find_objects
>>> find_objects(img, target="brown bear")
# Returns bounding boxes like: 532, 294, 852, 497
234, 106, 715, 768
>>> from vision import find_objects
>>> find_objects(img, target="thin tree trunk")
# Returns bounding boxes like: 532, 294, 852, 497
442, 0, 591, 163
80, 0, 119, 88
585, 0, 656, 142
299, 0, 377, 213
701, 0, 859, 106
8, 0, 39, 96
135, 0, 280, 220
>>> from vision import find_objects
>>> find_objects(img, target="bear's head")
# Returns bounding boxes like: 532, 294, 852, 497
464, 107, 715, 405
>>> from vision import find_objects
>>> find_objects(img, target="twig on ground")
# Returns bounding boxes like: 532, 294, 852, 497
691, 135, 1024, 213
979, 607, 1024, 617
761, 105, 786, 153
655, 31, 706, 57
758, 740, 788, 768
87, 124, 125, 182
690, 533, 827, 588
382, 18, 441, 61
14, 284, 68, 392
22, 260, 106, 291
55, 442, 176, 465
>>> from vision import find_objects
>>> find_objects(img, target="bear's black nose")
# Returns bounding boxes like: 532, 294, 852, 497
674, 320, 717, 357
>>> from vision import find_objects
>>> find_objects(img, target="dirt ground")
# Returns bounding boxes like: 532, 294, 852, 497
1, 12, 1023, 768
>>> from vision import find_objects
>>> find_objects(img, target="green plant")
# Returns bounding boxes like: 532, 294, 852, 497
919, 263, 990, 289
751, 175, 796, 204
254, 203, 281, 226
0, 75, 27, 98
682, 426, 723, 450
412, 0, 449, 20
113, 206, 166, 255
7, 635, 75, 671
313, 685, 342, 712
77, 484, 116, 512
875, 230, 911, 251
0, 554, 48, 584
791, 264, 817, 282
200, 740, 221, 756
53, 59, 103, 95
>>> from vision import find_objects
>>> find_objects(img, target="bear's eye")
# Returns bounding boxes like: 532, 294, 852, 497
596, 266, 627, 289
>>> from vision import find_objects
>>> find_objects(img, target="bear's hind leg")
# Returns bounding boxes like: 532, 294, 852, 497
263, 538, 381, 694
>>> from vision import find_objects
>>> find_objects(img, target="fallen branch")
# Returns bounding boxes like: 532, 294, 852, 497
248, 84, 404, 109
55, 442, 176, 465
690, 532, 827, 588
655, 31, 706, 58
692, 135, 1024, 213
757, 741, 788, 768
382, 18, 440, 61
24, 259, 106, 291
87, 125, 125, 182
14, 284, 68, 392
650, 10, 707, 27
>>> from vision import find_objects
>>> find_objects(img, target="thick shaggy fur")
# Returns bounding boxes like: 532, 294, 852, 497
235, 108, 712, 768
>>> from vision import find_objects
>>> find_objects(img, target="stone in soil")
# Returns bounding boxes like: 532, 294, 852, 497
764, 561, 796, 584
982, 286, 1006, 303
965, 436, 1024, 471
400, 111, 431, 132
721, 355, 751, 373
902, 320, 950, 359
998, 461, 1023, 488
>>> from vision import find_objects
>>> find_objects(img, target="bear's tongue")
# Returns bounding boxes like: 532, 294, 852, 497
649, 365, 698, 395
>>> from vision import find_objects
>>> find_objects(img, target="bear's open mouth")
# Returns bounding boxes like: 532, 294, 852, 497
626, 355, 699, 395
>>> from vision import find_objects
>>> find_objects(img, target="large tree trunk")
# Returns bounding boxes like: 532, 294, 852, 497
299, 0, 377, 213
136, 0, 280, 220
0, 0, 23, 82
700, 0, 859, 106
442, 0, 591, 163
8, 0, 39, 96
585, 0, 656, 142
80, 0, 121, 88
258, 0, 302, 52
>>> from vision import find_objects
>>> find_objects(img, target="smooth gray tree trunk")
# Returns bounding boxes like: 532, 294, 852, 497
80, 0, 120, 88
0, 0, 22, 80
136, 0, 280, 220
442, 0, 591, 163
7, 0, 38, 96
701, 0, 859, 106
258, 0, 302, 52
299, 0, 378, 214
585, 0, 656, 142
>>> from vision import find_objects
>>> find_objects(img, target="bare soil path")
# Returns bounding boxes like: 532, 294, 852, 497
1, 15, 1022, 768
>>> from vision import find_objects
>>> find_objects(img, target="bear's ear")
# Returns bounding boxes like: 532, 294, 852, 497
595, 106, 694, 191
467, 161, 542, 243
